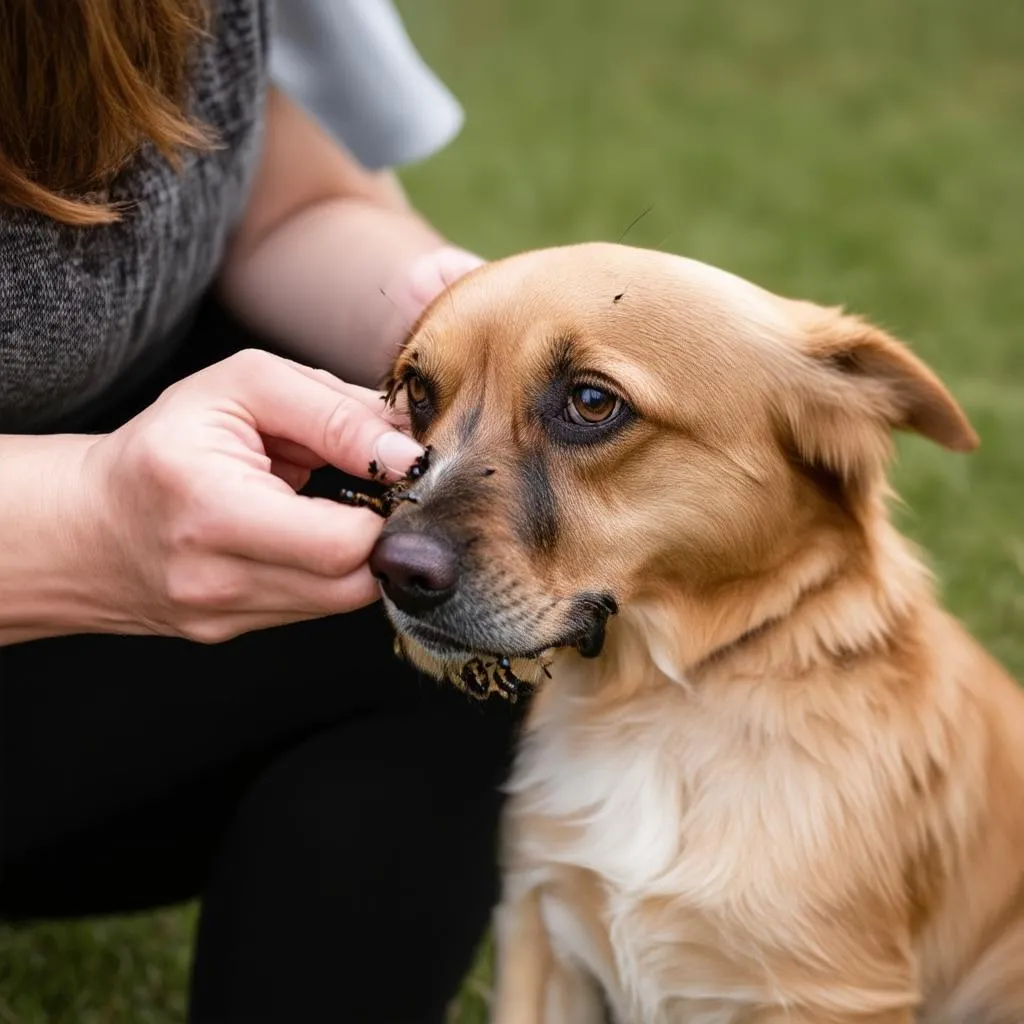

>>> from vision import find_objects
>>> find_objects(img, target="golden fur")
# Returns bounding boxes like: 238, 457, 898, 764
376, 243, 1024, 1023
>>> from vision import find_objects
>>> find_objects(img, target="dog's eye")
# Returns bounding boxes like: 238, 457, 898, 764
405, 372, 430, 409
566, 385, 622, 425
399, 370, 436, 437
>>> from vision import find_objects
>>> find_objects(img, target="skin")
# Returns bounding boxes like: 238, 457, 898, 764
0, 86, 482, 647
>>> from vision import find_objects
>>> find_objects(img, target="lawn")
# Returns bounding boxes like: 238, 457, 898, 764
2, 0, 1022, 1020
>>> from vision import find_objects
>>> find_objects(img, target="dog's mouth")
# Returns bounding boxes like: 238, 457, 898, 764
389, 591, 618, 661
383, 590, 620, 701
387, 606, 555, 664
399, 618, 479, 660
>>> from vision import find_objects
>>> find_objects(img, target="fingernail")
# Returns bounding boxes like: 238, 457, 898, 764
375, 431, 425, 476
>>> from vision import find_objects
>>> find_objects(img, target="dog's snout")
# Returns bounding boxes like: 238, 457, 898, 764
369, 531, 459, 613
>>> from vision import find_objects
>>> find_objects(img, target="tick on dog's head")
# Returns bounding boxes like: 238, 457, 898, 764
370, 242, 977, 684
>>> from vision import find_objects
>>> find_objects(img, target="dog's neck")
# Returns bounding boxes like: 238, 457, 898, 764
576, 497, 933, 701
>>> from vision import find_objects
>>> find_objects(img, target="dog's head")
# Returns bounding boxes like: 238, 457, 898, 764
370, 243, 977, 690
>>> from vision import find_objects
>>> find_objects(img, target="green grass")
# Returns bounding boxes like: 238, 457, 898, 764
3, 0, 1022, 1019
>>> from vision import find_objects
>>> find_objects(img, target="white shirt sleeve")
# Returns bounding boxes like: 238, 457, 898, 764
268, 0, 465, 170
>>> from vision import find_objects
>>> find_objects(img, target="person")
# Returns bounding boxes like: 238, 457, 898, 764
0, 2, 522, 1022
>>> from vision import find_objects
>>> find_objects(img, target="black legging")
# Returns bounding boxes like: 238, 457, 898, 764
0, 300, 524, 1023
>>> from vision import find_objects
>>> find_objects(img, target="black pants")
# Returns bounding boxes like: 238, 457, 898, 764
0, 301, 524, 1023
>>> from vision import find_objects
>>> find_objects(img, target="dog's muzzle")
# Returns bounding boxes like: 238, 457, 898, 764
369, 519, 619, 663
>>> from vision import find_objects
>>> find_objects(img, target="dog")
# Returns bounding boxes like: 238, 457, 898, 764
368, 243, 1024, 1023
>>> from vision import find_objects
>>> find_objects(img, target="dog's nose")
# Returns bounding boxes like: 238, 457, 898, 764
369, 532, 459, 612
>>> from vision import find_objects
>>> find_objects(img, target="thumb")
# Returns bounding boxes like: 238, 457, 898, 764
219, 350, 424, 479
398, 246, 486, 322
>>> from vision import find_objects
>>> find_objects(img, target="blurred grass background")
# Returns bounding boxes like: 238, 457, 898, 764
2, 0, 1022, 1020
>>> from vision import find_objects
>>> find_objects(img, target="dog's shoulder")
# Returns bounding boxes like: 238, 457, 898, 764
502, 663, 930, 1014
506, 660, 921, 909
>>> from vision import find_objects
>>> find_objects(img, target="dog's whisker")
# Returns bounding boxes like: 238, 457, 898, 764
616, 203, 655, 244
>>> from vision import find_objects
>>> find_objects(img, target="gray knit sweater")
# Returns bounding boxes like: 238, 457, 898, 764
0, 0, 267, 432
0, 0, 463, 434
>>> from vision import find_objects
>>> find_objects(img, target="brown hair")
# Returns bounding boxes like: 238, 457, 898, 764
0, 0, 213, 226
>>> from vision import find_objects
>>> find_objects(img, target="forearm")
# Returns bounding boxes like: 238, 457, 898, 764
219, 198, 445, 386
0, 434, 116, 646
217, 85, 470, 387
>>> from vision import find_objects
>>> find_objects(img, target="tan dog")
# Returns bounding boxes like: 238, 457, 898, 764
368, 243, 1024, 1023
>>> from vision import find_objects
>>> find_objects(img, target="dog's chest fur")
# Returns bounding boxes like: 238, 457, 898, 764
502, 662, 935, 1023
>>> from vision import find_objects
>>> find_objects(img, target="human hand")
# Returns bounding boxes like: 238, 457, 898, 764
379, 245, 486, 339
79, 349, 425, 643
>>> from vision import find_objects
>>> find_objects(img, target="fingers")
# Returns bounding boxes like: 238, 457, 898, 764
247, 562, 381, 617
276, 359, 407, 430
268, 459, 312, 492
174, 563, 381, 644
101, 350, 414, 642
276, 361, 391, 413
206, 486, 386, 577
219, 350, 423, 480
263, 435, 327, 470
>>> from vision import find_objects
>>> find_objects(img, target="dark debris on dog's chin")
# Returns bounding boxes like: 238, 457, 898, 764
391, 634, 549, 705
337, 445, 433, 518
446, 621, 612, 702
456, 656, 529, 702
450, 653, 559, 704
439, 593, 619, 703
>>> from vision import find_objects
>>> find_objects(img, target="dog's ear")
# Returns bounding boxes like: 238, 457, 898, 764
777, 304, 978, 486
